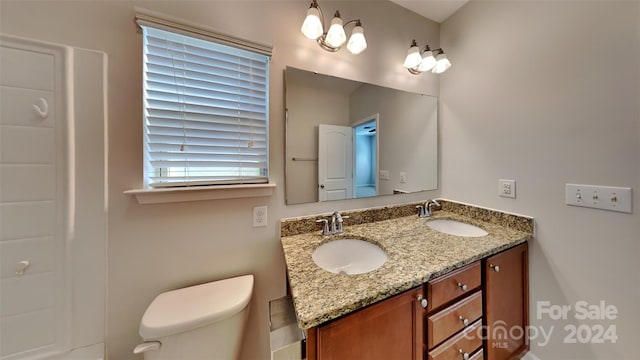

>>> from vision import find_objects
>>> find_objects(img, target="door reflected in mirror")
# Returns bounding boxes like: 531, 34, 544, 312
285, 67, 437, 205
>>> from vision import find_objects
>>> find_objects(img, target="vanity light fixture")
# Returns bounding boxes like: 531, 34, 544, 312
301, 0, 367, 54
403, 39, 451, 74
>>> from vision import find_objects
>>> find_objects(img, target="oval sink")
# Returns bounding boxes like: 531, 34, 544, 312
312, 239, 387, 275
426, 219, 488, 237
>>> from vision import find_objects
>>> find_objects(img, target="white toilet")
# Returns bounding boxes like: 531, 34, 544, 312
134, 274, 254, 360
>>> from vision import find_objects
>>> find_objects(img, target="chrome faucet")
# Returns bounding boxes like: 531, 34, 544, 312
317, 211, 349, 235
416, 204, 427, 218
331, 211, 344, 234
315, 218, 331, 235
426, 199, 441, 217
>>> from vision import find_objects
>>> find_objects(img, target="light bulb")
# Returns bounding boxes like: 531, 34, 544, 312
403, 41, 422, 69
432, 52, 452, 74
346, 24, 367, 54
325, 15, 346, 48
417, 49, 436, 72
301, 6, 323, 40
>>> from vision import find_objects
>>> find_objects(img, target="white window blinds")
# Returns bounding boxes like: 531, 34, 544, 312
140, 24, 270, 188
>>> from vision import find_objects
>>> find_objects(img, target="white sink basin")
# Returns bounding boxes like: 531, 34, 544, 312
426, 219, 488, 237
312, 239, 387, 275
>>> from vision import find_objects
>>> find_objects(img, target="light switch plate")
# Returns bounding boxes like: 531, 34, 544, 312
565, 184, 632, 213
379, 170, 390, 180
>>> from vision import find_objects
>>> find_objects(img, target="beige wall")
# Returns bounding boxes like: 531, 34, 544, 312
350, 85, 438, 194
440, 1, 640, 358
285, 79, 351, 204
0, 1, 440, 359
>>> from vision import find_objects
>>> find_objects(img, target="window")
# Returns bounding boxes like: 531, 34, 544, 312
138, 19, 270, 188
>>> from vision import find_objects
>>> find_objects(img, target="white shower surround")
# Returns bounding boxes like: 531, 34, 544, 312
0, 35, 106, 360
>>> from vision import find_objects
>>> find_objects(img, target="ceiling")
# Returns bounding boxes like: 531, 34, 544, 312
389, 0, 470, 23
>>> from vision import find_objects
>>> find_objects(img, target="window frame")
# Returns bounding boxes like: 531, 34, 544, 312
136, 13, 272, 189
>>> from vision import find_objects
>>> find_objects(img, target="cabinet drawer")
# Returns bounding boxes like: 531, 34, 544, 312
427, 290, 483, 349
427, 261, 481, 311
427, 319, 482, 360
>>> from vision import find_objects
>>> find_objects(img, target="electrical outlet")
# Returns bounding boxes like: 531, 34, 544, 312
253, 206, 268, 227
499, 179, 516, 198
565, 184, 632, 213
399, 172, 406, 183
379, 170, 390, 180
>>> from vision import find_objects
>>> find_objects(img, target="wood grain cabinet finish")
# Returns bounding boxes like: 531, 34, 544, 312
309, 285, 425, 360
427, 319, 483, 360
427, 290, 483, 349
484, 243, 529, 360
427, 261, 481, 312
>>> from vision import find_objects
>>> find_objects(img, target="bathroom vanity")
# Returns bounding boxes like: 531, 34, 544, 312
280, 200, 533, 360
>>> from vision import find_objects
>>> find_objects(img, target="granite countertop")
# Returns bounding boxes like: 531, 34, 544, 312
280, 200, 534, 329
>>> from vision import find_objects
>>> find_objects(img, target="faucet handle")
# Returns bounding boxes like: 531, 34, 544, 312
426, 199, 441, 216
316, 219, 330, 235
416, 205, 427, 218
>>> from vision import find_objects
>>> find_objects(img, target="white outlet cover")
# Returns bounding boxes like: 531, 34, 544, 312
253, 206, 268, 227
499, 179, 516, 198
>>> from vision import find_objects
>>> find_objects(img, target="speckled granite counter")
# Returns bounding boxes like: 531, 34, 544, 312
280, 200, 533, 329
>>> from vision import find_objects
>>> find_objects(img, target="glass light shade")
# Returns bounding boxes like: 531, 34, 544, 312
346, 26, 367, 54
417, 50, 437, 72
432, 53, 452, 74
403, 45, 422, 69
301, 7, 323, 40
325, 17, 347, 48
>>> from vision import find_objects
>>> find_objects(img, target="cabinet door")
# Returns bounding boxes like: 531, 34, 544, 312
484, 243, 529, 359
315, 286, 426, 360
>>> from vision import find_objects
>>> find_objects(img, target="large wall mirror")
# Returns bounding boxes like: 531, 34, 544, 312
285, 67, 438, 205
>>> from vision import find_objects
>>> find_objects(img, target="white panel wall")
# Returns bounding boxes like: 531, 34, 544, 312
0, 42, 65, 358
440, 2, 640, 359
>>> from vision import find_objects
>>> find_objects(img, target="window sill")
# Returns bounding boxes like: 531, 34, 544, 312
124, 183, 276, 204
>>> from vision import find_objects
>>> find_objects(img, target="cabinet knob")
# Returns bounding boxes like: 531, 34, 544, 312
490, 264, 500, 272
417, 295, 428, 309
458, 315, 469, 326
457, 282, 468, 291
458, 348, 470, 360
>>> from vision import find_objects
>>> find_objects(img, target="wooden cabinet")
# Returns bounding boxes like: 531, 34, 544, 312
307, 285, 425, 360
484, 243, 529, 359
427, 261, 481, 312
305, 243, 529, 360
426, 261, 484, 360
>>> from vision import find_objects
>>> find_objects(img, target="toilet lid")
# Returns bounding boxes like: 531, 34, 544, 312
140, 274, 254, 339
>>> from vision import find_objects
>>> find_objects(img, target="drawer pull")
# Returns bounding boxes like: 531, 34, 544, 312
458, 315, 469, 326
489, 264, 500, 272
458, 348, 470, 360
417, 294, 428, 309
457, 282, 468, 291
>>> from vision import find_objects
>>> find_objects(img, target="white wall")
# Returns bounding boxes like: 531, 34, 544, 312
440, 1, 640, 359
0, 1, 441, 359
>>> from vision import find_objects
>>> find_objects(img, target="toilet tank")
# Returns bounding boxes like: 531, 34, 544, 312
135, 275, 254, 360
